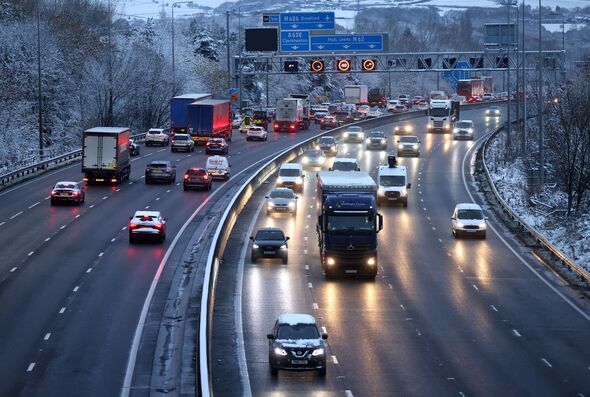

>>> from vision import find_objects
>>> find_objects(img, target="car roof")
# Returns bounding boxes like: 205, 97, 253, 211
399, 135, 419, 140
458, 120, 473, 123
174, 133, 189, 137
334, 157, 358, 163
134, 210, 161, 217
148, 128, 164, 133
277, 313, 316, 326
320, 136, 335, 140
271, 187, 294, 193
55, 181, 79, 185
149, 160, 170, 165
280, 163, 302, 169
455, 203, 482, 210
347, 126, 363, 131
369, 130, 385, 134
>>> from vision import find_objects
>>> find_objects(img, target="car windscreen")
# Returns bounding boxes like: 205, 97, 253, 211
429, 108, 449, 117
209, 139, 223, 144
56, 183, 77, 189
320, 137, 335, 144
399, 137, 418, 143
277, 324, 319, 340
279, 168, 301, 177
149, 163, 168, 168
327, 215, 375, 234
369, 132, 385, 138
348, 127, 362, 132
456, 122, 472, 128
187, 169, 206, 176
489, 107, 499, 111
332, 162, 357, 171
174, 135, 189, 141
255, 230, 285, 240
380, 175, 405, 187
270, 190, 294, 199
306, 150, 324, 157
457, 209, 483, 220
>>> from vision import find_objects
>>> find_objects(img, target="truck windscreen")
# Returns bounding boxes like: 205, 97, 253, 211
327, 215, 375, 234
429, 108, 450, 117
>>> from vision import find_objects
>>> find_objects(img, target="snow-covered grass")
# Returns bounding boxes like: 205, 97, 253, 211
485, 130, 590, 274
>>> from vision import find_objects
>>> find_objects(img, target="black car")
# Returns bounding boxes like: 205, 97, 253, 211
129, 139, 140, 156
50, 181, 85, 206
267, 313, 328, 376
250, 227, 289, 263
366, 131, 388, 150
318, 136, 338, 155
334, 111, 352, 125
183, 167, 211, 191
205, 138, 229, 155
145, 161, 176, 184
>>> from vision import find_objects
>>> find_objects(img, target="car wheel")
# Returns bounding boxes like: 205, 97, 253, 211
208, 183, 212, 191
160, 235, 166, 243
145, 178, 150, 184
452, 229, 458, 238
183, 186, 188, 191
318, 367, 326, 377
50, 199, 56, 206
246, 137, 250, 141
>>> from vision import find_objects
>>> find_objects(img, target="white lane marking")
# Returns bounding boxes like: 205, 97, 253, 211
60, 225, 66, 230
472, 284, 479, 291
145, 153, 153, 156
308, 282, 313, 289
420, 198, 424, 202
44, 333, 51, 341
307, 214, 311, 218
86, 268, 93, 273
304, 236, 308, 241
155, 197, 160, 201
28, 202, 40, 209
140, 175, 145, 179
10, 211, 23, 219
75, 214, 80, 219
542, 358, 553, 368
124, 144, 312, 397
102, 196, 108, 200
400, 304, 406, 311
388, 283, 393, 290
512, 329, 522, 337
332, 355, 339, 364
313, 302, 319, 310
122, 226, 127, 231
145, 206, 150, 209
28, 251, 34, 256
59, 307, 66, 314
176, 182, 180, 186
305, 224, 309, 229
432, 226, 436, 231
116, 188, 121, 192
157, 149, 166, 152
416, 328, 422, 336
98, 252, 104, 257
447, 252, 451, 257
0, 222, 4, 226
166, 189, 171, 193
458, 267, 464, 273
461, 134, 590, 323
304, 249, 308, 254
27, 363, 35, 372
423, 207, 426, 211
321, 326, 327, 334
438, 238, 443, 243
44, 196, 51, 200
129, 181, 134, 185
10, 267, 17, 272
111, 238, 116, 243
305, 265, 310, 270
73, 286, 79, 292
491, 305, 499, 312
345, 391, 354, 397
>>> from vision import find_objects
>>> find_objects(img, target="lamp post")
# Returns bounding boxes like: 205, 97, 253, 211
172, 1, 191, 96
36, 0, 43, 158
538, 0, 544, 185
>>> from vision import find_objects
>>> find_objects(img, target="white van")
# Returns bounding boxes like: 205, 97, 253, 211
277, 163, 304, 193
206, 155, 230, 180
377, 156, 411, 207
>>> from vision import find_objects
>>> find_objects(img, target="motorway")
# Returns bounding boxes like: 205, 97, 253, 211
212, 108, 590, 396
0, 126, 329, 397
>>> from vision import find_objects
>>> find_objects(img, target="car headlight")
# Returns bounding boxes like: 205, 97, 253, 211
453, 128, 459, 133
366, 138, 371, 144
378, 187, 385, 196
394, 126, 400, 131
455, 222, 464, 228
381, 138, 386, 143
367, 257, 376, 266
495, 110, 500, 114
295, 177, 303, 184
288, 201, 296, 208
398, 144, 404, 149
274, 347, 288, 356
326, 257, 335, 265
360, 133, 365, 139
427, 123, 432, 129
302, 157, 309, 164
479, 221, 487, 229
330, 147, 336, 152
253, 243, 259, 249
444, 124, 450, 129
467, 128, 473, 134
413, 144, 419, 149
312, 348, 325, 356
268, 202, 275, 208
401, 187, 407, 196
343, 132, 348, 138
280, 244, 287, 249
277, 177, 283, 184
405, 126, 412, 131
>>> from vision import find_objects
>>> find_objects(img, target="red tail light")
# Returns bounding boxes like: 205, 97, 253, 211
74, 191, 80, 196
129, 223, 140, 230
274, 124, 279, 128
290, 124, 296, 129
203, 175, 209, 180
83, 178, 89, 182
154, 223, 163, 230
51, 191, 57, 195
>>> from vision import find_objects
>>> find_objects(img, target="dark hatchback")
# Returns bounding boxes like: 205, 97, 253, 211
267, 313, 328, 376
250, 227, 289, 263
183, 168, 211, 191
366, 131, 387, 150
205, 138, 229, 155
145, 161, 176, 184
318, 136, 338, 155
333, 111, 352, 125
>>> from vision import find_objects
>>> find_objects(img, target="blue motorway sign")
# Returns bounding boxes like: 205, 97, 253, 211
280, 30, 310, 52
262, 14, 279, 25
280, 12, 335, 31
310, 34, 384, 51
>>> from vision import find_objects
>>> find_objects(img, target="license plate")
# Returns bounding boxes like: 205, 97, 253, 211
95, 178, 104, 182
263, 251, 275, 255
387, 197, 399, 201
345, 269, 358, 274
152, 170, 162, 173
291, 360, 308, 365
465, 229, 477, 233
60, 193, 69, 197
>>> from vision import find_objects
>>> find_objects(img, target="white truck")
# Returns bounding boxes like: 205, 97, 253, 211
377, 155, 411, 207
427, 99, 460, 133
274, 98, 309, 132
344, 85, 368, 106
82, 127, 131, 184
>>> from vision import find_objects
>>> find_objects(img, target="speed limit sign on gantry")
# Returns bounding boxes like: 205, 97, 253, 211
336, 59, 351, 72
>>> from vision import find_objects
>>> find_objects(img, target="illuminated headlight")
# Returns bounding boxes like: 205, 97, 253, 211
427, 123, 432, 129
401, 187, 407, 196
479, 221, 487, 229
343, 132, 349, 138
326, 257, 335, 265
467, 128, 473, 134
359, 133, 365, 139
252, 244, 259, 249
367, 257, 376, 266
405, 126, 412, 131
268, 202, 275, 208
456, 222, 464, 228
495, 110, 500, 114
444, 124, 450, 129
274, 347, 288, 356
413, 144, 419, 149
381, 138, 386, 143
330, 147, 336, 152
453, 128, 459, 133
302, 157, 309, 164
295, 177, 303, 184
378, 187, 385, 196
288, 201, 296, 209
394, 126, 400, 131
366, 138, 371, 144
277, 177, 283, 184
280, 244, 287, 249
312, 348, 325, 356
398, 144, 404, 149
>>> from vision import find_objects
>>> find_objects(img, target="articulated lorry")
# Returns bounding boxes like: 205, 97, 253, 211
187, 99, 232, 144
274, 98, 309, 132
427, 99, 460, 133
316, 171, 383, 279
344, 85, 368, 106
82, 127, 131, 184
368, 87, 386, 107
457, 79, 484, 101
170, 93, 212, 134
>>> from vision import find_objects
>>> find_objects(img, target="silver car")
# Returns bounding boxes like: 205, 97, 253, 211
265, 188, 298, 215
453, 120, 474, 140
396, 135, 421, 157
343, 126, 365, 143
171, 133, 195, 152
302, 149, 326, 167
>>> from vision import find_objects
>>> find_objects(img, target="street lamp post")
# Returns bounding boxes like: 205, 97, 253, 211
36, 0, 43, 159
538, 0, 544, 185
506, 0, 513, 157
172, 1, 191, 97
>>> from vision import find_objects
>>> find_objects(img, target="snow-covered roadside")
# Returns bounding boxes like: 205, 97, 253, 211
484, 130, 590, 274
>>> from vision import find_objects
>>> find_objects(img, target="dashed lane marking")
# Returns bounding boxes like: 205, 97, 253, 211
388, 284, 393, 290
59, 307, 66, 314
313, 303, 319, 310
10, 211, 23, 219
98, 252, 104, 257
10, 267, 17, 272
89, 205, 95, 209
116, 188, 121, 192
472, 284, 479, 291
155, 197, 160, 201
432, 226, 436, 231
111, 238, 116, 242
447, 252, 451, 257
400, 304, 406, 311
332, 355, 339, 364
491, 305, 499, 312
28, 251, 34, 256
345, 391, 354, 397
308, 282, 313, 289
512, 329, 522, 337
44, 196, 50, 200
27, 363, 35, 372
542, 358, 553, 368
102, 196, 108, 200
438, 238, 443, 243
60, 225, 66, 230
166, 189, 171, 193
321, 326, 327, 334
304, 249, 308, 254
75, 214, 80, 219
0, 222, 4, 226
305, 265, 309, 270
145, 206, 150, 209
73, 286, 79, 292
28, 202, 40, 209
86, 268, 93, 273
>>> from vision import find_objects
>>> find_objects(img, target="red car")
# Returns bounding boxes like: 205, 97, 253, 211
205, 138, 229, 155
320, 115, 339, 129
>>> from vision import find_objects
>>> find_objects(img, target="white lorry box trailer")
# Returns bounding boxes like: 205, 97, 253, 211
82, 127, 131, 184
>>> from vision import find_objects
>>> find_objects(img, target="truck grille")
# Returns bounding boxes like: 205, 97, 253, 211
463, 225, 480, 230
331, 242, 372, 251
433, 121, 443, 128
385, 191, 400, 198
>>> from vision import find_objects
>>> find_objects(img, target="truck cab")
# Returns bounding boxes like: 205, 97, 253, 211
427, 100, 460, 133
377, 156, 411, 207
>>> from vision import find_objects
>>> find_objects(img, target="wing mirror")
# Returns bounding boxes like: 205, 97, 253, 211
321, 333, 328, 340
451, 216, 456, 220
407, 183, 411, 189
249, 236, 254, 240
267, 334, 275, 340
285, 236, 290, 241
